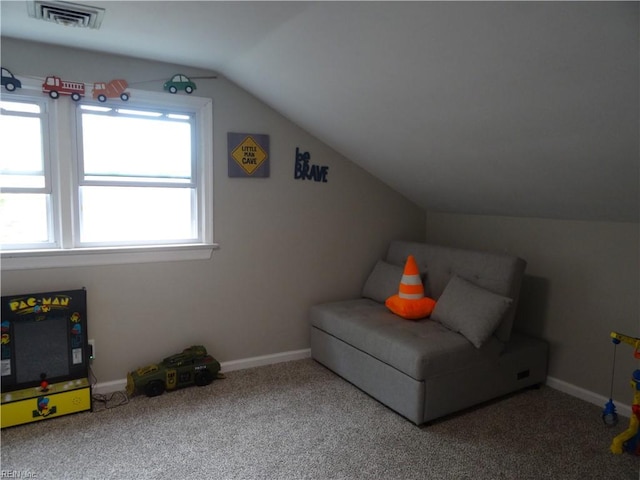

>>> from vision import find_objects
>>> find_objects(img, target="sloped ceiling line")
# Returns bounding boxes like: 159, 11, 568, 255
1, 1, 637, 222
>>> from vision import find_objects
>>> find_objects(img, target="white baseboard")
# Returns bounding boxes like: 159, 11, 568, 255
92, 378, 128, 395
94, 353, 633, 422
220, 348, 311, 372
92, 348, 312, 395
545, 376, 631, 419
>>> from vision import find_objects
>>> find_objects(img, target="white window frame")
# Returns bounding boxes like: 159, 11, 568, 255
1, 77, 216, 271
0, 93, 58, 249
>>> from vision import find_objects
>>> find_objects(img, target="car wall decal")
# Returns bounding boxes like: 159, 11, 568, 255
163, 73, 197, 94
1, 69, 219, 97
1, 67, 22, 92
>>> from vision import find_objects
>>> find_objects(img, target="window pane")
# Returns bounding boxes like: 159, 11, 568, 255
0, 193, 51, 244
1, 101, 41, 114
79, 186, 196, 243
81, 113, 192, 181
0, 112, 45, 188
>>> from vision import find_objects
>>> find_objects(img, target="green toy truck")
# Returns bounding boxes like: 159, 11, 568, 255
126, 345, 222, 397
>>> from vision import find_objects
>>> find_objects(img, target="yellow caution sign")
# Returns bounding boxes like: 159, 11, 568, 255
231, 136, 268, 175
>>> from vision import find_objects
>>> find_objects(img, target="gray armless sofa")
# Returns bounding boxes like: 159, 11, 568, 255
310, 241, 548, 425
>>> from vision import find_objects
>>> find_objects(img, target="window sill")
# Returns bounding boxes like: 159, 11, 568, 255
0, 244, 219, 270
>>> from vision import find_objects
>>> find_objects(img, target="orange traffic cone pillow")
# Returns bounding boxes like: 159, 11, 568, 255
385, 255, 436, 320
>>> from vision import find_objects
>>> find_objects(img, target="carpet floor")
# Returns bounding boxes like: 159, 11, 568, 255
1, 359, 639, 479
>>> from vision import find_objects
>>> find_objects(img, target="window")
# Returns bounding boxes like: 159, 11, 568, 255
77, 104, 197, 245
1, 79, 214, 270
0, 97, 54, 248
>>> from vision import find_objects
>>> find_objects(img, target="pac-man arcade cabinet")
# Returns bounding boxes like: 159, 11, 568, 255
1, 288, 91, 428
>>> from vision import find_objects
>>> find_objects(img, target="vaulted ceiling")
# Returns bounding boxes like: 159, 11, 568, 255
2, 1, 638, 222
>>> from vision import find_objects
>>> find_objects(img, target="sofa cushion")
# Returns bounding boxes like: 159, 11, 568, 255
310, 299, 501, 381
386, 241, 526, 343
431, 275, 513, 348
361, 260, 404, 303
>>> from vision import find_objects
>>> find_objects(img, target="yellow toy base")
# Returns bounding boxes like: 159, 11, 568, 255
1, 378, 91, 428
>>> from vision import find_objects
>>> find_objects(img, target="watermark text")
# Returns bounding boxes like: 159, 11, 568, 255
1, 471, 38, 478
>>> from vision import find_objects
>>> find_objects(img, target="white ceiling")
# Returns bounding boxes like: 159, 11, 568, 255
2, 1, 638, 222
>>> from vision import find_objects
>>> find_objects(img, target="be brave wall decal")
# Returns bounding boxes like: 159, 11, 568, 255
294, 147, 329, 183
228, 133, 270, 178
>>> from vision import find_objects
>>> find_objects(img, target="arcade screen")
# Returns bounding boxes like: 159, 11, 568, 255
14, 316, 70, 384
1, 288, 88, 392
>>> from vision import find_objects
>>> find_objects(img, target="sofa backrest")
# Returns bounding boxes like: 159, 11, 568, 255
386, 241, 526, 343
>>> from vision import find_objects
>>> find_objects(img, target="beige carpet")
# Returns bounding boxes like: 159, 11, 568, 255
2, 359, 639, 479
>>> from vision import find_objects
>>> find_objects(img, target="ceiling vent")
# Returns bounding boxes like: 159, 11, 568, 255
27, 1, 105, 29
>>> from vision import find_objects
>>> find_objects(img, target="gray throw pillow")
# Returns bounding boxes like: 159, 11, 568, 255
361, 260, 404, 303
431, 275, 513, 348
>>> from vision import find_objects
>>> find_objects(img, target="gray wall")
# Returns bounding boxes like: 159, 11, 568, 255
426, 212, 639, 403
0, 38, 425, 383
4, 38, 636, 410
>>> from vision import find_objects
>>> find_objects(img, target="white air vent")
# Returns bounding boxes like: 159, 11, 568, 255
27, 1, 105, 29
